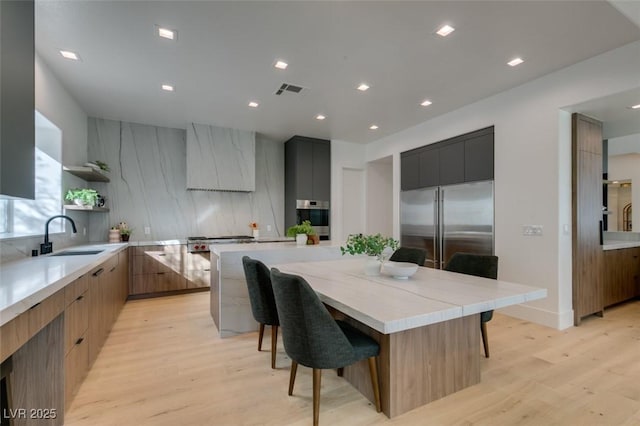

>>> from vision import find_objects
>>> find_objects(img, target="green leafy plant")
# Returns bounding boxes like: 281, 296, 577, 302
286, 220, 316, 237
119, 228, 132, 236
94, 160, 110, 172
65, 188, 99, 206
340, 233, 399, 260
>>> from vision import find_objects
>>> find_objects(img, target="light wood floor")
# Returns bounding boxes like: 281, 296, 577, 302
65, 293, 640, 425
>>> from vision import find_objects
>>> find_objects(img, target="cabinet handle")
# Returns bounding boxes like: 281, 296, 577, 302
93, 268, 104, 277
29, 302, 41, 310
599, 221, 603, 246
76, 295, 84, 301
159, 253, 166, 256
75, 337, 84, 345
157, 272, 166, 275
110, 266, 116, 272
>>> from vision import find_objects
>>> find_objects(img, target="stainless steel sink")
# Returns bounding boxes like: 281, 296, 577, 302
51, 250, 104, 256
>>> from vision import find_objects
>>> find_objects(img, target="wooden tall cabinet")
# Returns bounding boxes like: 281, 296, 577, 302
572, 113, 604, 325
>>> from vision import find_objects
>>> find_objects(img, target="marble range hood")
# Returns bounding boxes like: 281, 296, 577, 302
186, 123, 256, 192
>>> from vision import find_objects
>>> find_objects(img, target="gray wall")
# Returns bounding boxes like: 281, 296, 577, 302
87, 118, 284, 242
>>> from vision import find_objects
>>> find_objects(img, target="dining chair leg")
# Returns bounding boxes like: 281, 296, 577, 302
337, 367, 344, 377
481, 321, 490, 358
258, 323, 265, 351
313, 368, 322, 426
288, 361, 298, 395
367, 357, 382, 412
271, 325, 278, 369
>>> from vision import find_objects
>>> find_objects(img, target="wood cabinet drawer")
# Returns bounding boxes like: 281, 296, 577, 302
65, 274, 89, 306
0, 311, 30, 363
64, 330, 89, 410
64, 292, 89, 355
29, 289, 65, 337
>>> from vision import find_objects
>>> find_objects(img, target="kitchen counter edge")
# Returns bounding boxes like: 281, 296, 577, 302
0, 243, 128, 326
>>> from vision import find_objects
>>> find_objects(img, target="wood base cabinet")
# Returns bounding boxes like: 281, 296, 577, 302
130, 245, 189, 296
64, 274, 89, 410
604, 247, 640, 307
88, 252, 128, 367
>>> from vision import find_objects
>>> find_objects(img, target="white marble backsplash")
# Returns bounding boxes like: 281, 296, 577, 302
186, 123, 255, 192
87, 118, 284, 242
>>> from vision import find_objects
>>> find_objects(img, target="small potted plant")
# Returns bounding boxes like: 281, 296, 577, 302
119, 227, 132, 242
286, 220, 316, 246
340, 233, 399, 275
65, 188, 99, 207
117, 222, 132, 242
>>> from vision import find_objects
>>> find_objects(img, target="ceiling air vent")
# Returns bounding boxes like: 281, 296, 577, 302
275, 83, 305, 95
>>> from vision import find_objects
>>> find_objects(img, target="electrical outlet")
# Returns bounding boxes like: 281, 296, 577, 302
522, 225, 543, 236
267, 225, 272, 232
144, 226, 151, 235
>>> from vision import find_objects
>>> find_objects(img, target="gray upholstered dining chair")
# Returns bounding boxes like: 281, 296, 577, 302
242, 256, 279, 369
389, 247, 427, 266
444, 252, 498, 358
270, 268, 382, 426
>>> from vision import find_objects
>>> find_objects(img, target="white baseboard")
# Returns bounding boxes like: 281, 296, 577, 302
498, 304, 574, 330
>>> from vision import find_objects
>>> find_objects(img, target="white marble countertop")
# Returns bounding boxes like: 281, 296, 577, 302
273, 258, 547, 334
603, 240, 640, 250
211, 240, 338, 254
0, 243, 128, 326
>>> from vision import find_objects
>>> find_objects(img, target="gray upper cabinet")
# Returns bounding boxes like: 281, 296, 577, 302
1, 0, 35, 199
285, 136, 331, 202
438, 141, 465, 185
464, 131, 494, 182
400, 151, 421, 190
400, 126, 494, 190
284, 136, 331, 228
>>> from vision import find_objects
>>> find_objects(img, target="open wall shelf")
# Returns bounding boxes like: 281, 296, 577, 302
63, 166, 110, 182
64, 205, 109, 212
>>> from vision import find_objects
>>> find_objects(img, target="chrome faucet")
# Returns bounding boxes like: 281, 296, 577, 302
41, 215, 77, 255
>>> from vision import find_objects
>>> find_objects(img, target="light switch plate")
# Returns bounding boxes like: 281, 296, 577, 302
144, 226, 151, 235
523, 225, 543, 236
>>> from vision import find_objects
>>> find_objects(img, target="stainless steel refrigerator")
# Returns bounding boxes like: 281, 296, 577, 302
400, 181, 494, 268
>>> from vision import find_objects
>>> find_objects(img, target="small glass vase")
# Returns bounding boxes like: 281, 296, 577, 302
364, 255, 382, 276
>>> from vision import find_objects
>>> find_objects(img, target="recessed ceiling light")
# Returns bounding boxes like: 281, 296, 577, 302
357, 83, 370, 92
316, 114, 326, 120
508, 57, 524, 67
248, 101, 259, 108
436, 24, 455, 37
420, 100, 433, 107
161, 84, 174, 92
59, 50, 79, 60
274, 60, 288, 70
158, 27, 176, 40
630, 103, 640, 109
369, 125, 379, 130
613, 180, 619, 184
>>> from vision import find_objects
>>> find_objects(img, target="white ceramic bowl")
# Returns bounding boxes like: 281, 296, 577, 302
382, 261, 419, 279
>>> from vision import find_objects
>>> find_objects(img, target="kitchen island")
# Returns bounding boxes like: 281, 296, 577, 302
209, 241, 344, 337
273, 258, 546, 418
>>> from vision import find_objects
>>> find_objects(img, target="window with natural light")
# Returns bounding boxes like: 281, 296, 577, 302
0, 111, 63, 238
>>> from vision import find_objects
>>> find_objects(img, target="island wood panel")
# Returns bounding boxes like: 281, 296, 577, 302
11, 315, 64, 426
572, 113, 604, 325
328, 306, 480, 418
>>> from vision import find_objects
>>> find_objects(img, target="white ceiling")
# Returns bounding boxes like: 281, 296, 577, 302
35, 1, 640, 144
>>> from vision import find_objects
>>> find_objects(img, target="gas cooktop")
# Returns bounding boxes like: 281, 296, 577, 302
187, 235, 255, 252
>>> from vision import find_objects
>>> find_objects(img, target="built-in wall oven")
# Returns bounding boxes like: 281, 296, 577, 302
296, 200, 330, 240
